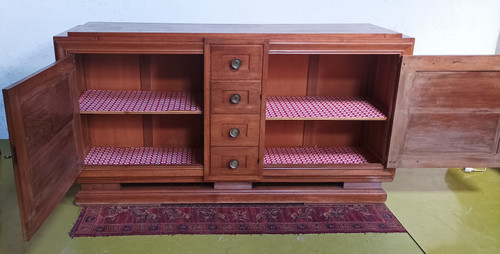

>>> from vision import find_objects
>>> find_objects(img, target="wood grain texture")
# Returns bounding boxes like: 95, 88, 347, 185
210, 115, 260, 147
211, 81, 261, 114
363, 55, 401, 164
64, 23, 403, 36
403, 114, 499, 154
139, 56, 153, 146
388, 55, 500, 168
213, 182, 252, 190
258, 41, 270, 182
209, 147, 259, 180
268, 39, 414, 55
149, 54, 203, 92
3, 55, 83, 241
410, 72, 500, 111
211, 45, 263, 80
82, 54, 141, 90
308, 55, 375, 97
267, 55, 309, 96
88, 115, 143, 147
265, 121, 363, 148
75, 186, 387, 205
54, 23, 413, 56
302, 121, 363, 147
77, 165, 204, 183
203, 41, 212, 180
265, 121, 305, 147
152, 115, 203, 147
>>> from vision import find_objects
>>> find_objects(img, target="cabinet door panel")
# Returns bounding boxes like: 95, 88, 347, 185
3, 55, 83, 241
388, 56, 500, 168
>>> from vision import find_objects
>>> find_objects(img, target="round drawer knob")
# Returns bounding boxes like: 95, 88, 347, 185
228, 159, 239, 169
230, 94, 241, 104
230, 58, 242, 70
229, 128, 240, 138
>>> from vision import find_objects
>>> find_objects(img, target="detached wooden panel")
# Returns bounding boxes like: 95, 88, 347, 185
3, 55, 83, 241
388, 56, 500, 168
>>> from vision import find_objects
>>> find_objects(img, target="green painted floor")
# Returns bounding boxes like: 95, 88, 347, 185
0, 139, 498, 254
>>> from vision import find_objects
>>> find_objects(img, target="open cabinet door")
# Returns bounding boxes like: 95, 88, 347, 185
3, 55, 83, 241
388, 56, 500, 168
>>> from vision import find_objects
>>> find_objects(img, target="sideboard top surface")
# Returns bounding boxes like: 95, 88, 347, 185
57, 22, 404, 38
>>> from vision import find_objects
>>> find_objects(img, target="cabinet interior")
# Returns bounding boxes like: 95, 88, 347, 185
76, 54, 204, 166
73, 53, 400, 168
264, 54, 401, 167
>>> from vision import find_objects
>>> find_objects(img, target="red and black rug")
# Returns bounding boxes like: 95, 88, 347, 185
70, 203, 406, 237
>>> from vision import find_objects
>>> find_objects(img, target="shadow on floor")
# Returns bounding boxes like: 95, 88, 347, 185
385, 168, 478, 192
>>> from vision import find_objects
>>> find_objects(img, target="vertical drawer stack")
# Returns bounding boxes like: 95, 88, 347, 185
206, 43, 264, 181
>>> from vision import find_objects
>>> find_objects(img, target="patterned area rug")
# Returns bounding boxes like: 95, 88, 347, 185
70, 203, 406, 237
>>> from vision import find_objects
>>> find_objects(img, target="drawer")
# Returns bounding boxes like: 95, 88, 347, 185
211, 45, 263, 80
211, 81, 261, 114
211, 115, 260, 146
210, 147, 259, 176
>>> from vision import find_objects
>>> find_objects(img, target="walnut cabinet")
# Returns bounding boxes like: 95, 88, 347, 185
4, 23, 500, 240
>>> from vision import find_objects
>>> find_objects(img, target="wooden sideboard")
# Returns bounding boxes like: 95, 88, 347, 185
4, 23, 500, 240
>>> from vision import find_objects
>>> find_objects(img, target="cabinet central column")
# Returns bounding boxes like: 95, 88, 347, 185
203, 39, 267, 183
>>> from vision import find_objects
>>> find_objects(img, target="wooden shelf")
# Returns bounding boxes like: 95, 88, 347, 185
84, 147, 202, 166
79, 90, 202, 114
266, 96, 386, 120
264, 147, 369, 165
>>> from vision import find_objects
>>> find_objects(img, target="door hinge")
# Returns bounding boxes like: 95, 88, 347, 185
4, 146, 17, 165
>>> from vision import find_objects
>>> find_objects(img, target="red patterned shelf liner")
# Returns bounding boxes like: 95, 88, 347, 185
79, 90, 202, 113
266, 96, 386, 119
264, 147, 368, 165
84, 147, 201, 165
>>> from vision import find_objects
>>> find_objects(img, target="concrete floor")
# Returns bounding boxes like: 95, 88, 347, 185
0, 140, 498, 254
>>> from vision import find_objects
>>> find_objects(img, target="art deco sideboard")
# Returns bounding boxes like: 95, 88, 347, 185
4, 22, 499, 240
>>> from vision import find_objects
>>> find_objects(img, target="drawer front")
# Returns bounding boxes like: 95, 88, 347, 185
211, 45, 263, 80
211, 115, 260, 146
211, 81, 261, 114
210, 147, 259, 176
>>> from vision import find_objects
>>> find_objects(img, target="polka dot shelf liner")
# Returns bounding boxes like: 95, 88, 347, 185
264, 147, 369, 165
266, 96, 386, 120
84, 147, 201, 165
79, 90, 201, 113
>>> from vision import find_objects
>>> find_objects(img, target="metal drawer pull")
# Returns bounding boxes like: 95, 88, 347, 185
228, 159, 239, 169
229, 128, 240, 138
230, 94, 241, 104
230, 58, 242, 70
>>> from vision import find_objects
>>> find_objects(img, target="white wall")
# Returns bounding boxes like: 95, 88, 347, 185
1, 0, 499, 138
